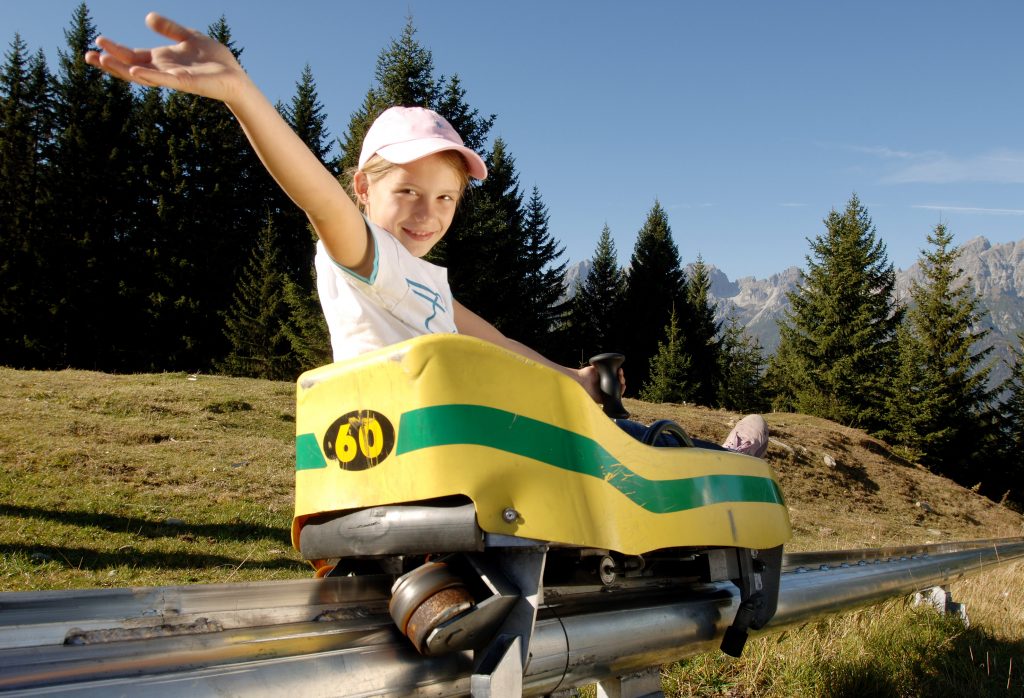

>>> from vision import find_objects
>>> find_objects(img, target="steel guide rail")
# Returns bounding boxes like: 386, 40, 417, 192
781, 535, 1022, 571
1, 538, 1022, 696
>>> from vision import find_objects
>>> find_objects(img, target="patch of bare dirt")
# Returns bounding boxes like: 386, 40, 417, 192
623, 399, 1024, 551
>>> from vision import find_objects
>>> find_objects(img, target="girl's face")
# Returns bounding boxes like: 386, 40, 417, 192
357, 153, 463, 258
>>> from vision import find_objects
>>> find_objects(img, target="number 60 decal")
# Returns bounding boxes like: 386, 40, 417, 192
322, 410, 396, 471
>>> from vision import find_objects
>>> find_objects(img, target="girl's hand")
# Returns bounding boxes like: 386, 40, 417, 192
575, 365, 626, 405
84, 13, 250, 103
83, 12, 367, 270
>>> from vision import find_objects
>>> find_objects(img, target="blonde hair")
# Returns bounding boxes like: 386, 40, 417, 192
348, 151, 472, 211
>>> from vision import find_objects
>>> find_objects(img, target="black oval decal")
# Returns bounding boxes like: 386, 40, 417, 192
322, 410, 396, 471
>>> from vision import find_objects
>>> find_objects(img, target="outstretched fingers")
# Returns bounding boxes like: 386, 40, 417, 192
84, 37, 158, 87
83, 13, 248, 100
85, 46, 177, 91
145, 12, 196, 43
84, 45, 136, 84
92, 36, 153, 69
125, 65, 186, 91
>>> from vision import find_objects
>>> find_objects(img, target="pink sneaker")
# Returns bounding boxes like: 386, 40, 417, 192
721, 415, 769, 458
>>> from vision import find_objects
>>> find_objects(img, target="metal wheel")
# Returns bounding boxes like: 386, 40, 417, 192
598, 555, 617, 586
388, 561, 473, 654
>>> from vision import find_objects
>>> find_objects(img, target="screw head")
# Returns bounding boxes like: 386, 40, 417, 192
501, 507, 518, 523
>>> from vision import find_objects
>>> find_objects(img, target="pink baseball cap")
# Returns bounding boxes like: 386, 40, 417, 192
358, 106, 488, 180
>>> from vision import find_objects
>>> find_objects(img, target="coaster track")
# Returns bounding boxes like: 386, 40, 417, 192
1, 537, 1022, 696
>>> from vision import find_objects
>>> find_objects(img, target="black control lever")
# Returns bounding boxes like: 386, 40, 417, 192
588, 353, 629, 419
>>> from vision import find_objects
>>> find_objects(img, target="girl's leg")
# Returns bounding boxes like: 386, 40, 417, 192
614, 419, 725, 450
616, 415, 769, 455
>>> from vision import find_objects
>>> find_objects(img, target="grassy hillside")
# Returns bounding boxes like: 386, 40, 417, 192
0, 368, 303, 589
1, 368, 1022, 695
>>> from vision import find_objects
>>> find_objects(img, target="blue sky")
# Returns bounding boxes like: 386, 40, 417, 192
3, 1, 1022, 280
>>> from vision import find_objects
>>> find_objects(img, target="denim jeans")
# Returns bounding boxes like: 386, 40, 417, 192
614, 419, 725, 451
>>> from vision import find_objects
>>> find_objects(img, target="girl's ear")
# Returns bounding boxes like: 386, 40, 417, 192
352, 170, 370, 206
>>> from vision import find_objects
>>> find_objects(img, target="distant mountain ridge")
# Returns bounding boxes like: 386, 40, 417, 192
561, 236, 1024, 382
705, 265, 801, 352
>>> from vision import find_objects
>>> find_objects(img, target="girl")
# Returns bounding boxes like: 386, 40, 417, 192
85, 14, 767, 456
85, 12, 609, 402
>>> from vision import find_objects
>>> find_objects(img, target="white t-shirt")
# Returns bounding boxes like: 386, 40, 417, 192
315, 220, 458, 361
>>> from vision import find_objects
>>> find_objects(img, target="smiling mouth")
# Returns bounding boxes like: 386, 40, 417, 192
403, 228, 435, 241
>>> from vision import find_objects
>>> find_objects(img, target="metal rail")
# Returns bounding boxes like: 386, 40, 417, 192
1, 537, 1022, 696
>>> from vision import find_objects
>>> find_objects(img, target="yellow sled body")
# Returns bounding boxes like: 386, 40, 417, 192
292, 335, 790, 562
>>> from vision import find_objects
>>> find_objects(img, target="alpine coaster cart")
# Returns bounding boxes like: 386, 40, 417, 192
291, 335, 790, 691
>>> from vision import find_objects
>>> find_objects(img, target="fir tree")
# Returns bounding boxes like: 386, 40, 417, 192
158, 16, 275, 369
718, 315, 769, 413
219, 217, 295, 380
0, 35, 35, 234
622, 201, 689, 389
515, 186, 567, 355
117, 84, 170, 370
337, 90, 378, 184
48, 3, 140, 369
640, 306, 692, 403
277, 64, 335, 286
764, 337, 799, 413
0, 36, 53, 367
337, 17, 437, 175
994, 333, 1024, 504
282, 65, 335, 167
567, 224, 626, 366
686, 255, 723, 406
885, 224, 996, 485
998, 333, 1024, 456
774, 194, 903, 431
281, 279, 332, 371
337, 19, 493, 174
275, 65, 334, 369
449, 138, 526, 329
373, 16, 437, 107
433, 74, 495, 155
881, 323, 933, 458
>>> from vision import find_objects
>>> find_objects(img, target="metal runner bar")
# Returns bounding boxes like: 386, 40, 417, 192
1, 538, 1022, 696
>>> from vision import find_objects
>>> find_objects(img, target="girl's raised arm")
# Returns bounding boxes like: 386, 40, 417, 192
85, 13, 369, 271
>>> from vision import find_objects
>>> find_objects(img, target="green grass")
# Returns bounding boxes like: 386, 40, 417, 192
662, 593, 1023, 696
0, 368, 309, 590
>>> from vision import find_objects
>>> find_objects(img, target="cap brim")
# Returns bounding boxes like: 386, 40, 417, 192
376, 139, 488, 180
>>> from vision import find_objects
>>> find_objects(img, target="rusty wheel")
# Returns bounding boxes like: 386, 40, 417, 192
389, 561, 473, 654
